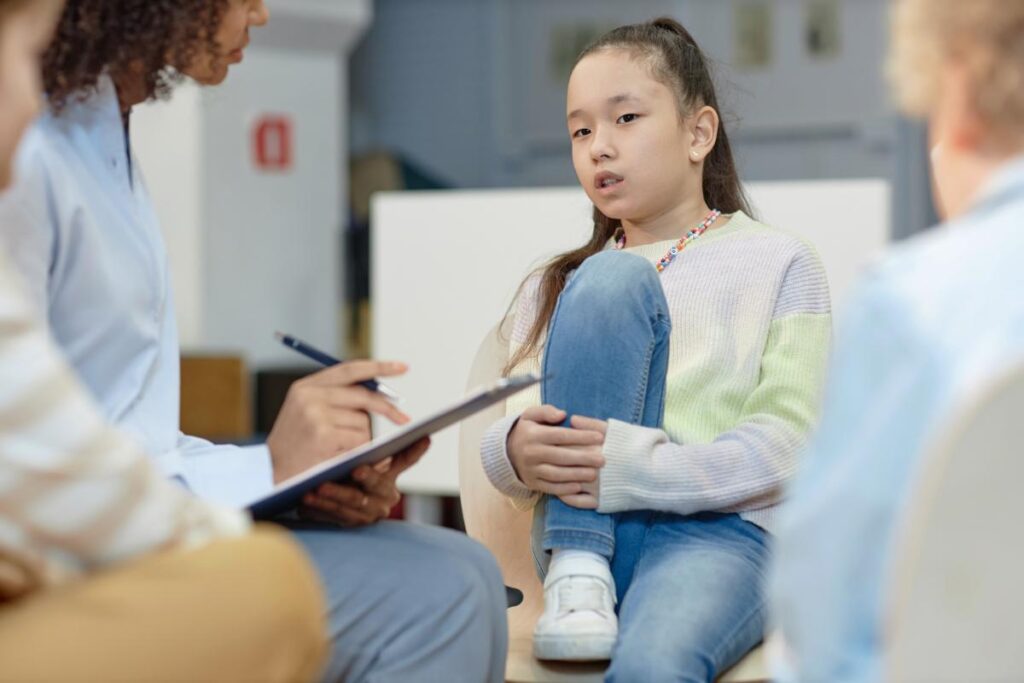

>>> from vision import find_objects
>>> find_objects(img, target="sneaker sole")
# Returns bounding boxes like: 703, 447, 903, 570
533, 634, 616, 662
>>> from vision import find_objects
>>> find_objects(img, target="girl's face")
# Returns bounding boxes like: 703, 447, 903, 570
0, 0, 61, 191
567, 49, 705, 226
180, 0, 269, 86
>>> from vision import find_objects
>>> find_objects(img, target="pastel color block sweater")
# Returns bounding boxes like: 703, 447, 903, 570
481, 211, 832, 533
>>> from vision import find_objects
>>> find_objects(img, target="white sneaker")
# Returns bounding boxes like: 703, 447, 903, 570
533, 554, 618, 661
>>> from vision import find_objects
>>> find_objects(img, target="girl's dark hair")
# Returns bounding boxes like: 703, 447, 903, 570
41, 0, 227, 112
504, 17, 751, 374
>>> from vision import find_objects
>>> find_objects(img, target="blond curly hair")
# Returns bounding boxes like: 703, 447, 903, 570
887, 0, 1024, 146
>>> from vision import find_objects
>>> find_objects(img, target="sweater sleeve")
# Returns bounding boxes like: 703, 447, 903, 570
480, 414, 539, 508
0, 254, 249, 598
478, 273, 544, 509
597, 245, 832, 517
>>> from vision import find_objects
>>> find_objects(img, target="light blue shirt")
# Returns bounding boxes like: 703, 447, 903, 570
0, 76, 274, 507
772, 155, 1024, 681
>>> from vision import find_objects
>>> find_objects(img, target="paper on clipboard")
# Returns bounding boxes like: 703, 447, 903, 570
248, 373, 541, 520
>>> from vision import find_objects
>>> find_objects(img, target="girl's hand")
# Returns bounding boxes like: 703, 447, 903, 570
557, 416, 608, 509
506, 405, 606, 498
569, 415, 608, 435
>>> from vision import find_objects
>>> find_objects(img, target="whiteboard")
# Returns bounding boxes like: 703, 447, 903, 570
372, 180, 890, 495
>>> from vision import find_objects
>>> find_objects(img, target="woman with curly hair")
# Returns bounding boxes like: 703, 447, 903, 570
0, 1, 508, 682
0, 1, 327, 681
43, 0, 247, 110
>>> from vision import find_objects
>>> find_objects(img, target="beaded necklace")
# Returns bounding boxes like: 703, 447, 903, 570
615, 209, 722, 273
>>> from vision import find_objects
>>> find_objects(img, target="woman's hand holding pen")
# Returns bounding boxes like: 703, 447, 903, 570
506, 405, 606, 509
267, 359, 411, 485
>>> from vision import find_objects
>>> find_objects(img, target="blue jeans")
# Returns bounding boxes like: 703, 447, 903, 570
532, 250, 769, 682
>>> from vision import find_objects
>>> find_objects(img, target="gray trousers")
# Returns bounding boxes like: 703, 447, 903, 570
284, 520, 508, 683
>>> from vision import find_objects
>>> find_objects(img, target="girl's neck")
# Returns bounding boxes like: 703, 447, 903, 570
620, 197, 717, 247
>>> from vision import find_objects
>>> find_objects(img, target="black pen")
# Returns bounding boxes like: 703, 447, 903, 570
275, 332, 402, 401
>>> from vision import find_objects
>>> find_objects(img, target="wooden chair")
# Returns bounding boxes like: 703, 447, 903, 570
458, 324, 769, 682
884, 361, 1024, 682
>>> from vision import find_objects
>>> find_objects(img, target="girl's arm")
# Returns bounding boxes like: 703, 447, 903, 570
595, 247, 832, 517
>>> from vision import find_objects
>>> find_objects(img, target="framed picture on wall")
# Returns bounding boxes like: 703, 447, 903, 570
733, 0, 774, 69
805, 0, 841, 60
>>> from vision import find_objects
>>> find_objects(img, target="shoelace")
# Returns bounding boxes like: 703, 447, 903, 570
557, 577, 611, 616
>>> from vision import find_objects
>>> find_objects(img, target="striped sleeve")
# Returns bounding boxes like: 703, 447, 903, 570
597, 243, 833, 519
0, 255, 249, 598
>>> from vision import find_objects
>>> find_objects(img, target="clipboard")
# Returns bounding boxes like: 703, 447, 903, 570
248, 373, 541, 520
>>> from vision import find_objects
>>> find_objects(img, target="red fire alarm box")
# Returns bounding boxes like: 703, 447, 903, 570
253, 115, 293, 172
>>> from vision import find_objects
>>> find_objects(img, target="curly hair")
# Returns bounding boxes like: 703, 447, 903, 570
42, 0, 227, 112
888, 0, 1024, 146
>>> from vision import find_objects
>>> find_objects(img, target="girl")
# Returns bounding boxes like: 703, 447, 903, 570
0, 1, 508, 681
481, 18, 832, 681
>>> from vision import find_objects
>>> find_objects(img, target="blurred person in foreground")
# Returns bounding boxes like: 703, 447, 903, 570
772, 1, 1024, 680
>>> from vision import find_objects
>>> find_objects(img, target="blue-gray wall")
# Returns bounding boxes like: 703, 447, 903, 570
350, 0, 936, 238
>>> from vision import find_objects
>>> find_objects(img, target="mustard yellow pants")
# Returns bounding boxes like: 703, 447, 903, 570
0, 526, 327, 683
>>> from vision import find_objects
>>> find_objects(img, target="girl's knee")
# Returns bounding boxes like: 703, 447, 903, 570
565, 251, 663, 314
576, 250, 657, 286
